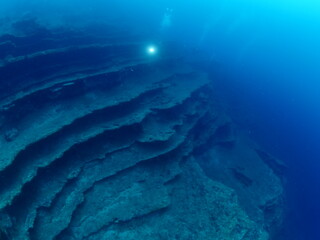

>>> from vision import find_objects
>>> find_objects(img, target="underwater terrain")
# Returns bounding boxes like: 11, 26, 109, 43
0, 0, 319, 239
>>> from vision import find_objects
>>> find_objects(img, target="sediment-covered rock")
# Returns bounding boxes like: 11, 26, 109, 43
0, 21, 284, 239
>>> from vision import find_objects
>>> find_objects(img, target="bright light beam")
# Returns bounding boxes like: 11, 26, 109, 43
147, 45, 157, 55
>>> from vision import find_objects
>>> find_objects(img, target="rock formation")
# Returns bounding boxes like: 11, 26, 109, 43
0, 21, 285, 240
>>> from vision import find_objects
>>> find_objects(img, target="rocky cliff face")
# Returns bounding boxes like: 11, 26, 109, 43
0, 22, 285, 240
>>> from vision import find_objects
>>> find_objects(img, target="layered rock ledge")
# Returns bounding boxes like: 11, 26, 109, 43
0, 22, 285, 240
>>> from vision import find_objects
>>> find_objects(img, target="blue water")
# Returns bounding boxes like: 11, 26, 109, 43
1, 0, 320, 239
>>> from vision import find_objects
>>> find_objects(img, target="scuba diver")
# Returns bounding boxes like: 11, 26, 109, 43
161, 8, 173, 29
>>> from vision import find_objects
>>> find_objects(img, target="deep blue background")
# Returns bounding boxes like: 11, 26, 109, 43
1, 0, 320, 239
